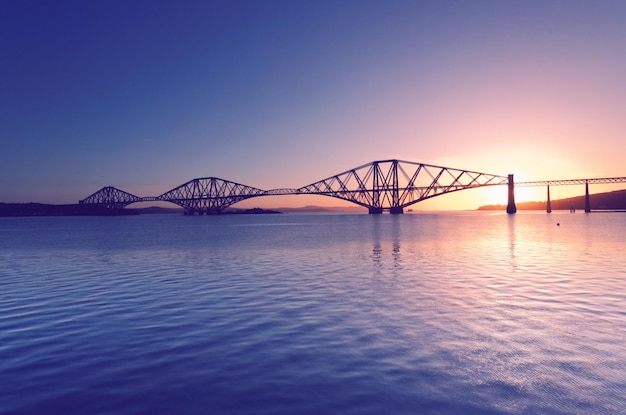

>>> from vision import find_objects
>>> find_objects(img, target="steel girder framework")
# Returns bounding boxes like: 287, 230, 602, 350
79, 160, 511, 213
79, 186, 142, 209
157, 177, 267, 214
297, 159, 509, 212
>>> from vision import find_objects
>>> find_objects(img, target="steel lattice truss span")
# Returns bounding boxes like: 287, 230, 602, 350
79, 159, 512, 214
157, 177, 267, 215
297, 159, 508, 213
80, 186, 143, 210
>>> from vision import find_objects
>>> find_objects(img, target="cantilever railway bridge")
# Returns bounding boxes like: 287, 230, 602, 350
79, 159, 626, 214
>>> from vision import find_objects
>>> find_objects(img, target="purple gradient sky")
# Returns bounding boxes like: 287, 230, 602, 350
2, 1, 625, 209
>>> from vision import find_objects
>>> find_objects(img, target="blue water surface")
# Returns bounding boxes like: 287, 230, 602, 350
1, 212, 625, 414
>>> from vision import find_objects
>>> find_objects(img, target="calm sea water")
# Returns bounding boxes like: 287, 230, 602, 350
1, 211, 624, 414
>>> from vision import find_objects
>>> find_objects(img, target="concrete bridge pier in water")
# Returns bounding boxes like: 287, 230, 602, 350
506, 174, 517, 214
525, 178, 594, 214
546, 185, 552, 213
585, 180, 591, 213
545, 180, 591, 213
367, 207, 404, 214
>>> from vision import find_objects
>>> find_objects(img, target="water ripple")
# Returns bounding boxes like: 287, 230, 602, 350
0, 213, 624, 414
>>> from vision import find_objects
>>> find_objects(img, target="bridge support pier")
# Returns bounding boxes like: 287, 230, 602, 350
506, 174, 517, 214
546, 185, 552, 213
368, 207, 383, 215
585, 181, 591, 213
389, 207, 404, 214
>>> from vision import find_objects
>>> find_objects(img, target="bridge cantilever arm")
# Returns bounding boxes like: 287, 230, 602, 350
78, 160, 517, 212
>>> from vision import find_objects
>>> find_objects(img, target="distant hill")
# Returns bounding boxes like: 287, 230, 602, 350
0, 203, 281, 217
0, 203, 138, 216
478, 189, 626, 211
275, 205, 366, 213
223, 207, 281, 215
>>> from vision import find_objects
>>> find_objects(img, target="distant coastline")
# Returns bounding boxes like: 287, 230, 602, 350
4, 188, 626, 216
0, 203, 284, 217
478, 189, 626, 211
0, 203, 139, 217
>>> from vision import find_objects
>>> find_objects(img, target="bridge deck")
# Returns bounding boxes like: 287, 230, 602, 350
516, 177, 626, 187
79, 159, 626, 214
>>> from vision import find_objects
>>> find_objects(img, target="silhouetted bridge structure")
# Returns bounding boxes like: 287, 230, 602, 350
79, 159, 626, 214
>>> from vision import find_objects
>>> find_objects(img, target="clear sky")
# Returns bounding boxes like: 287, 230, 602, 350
2, 0, 625, 209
